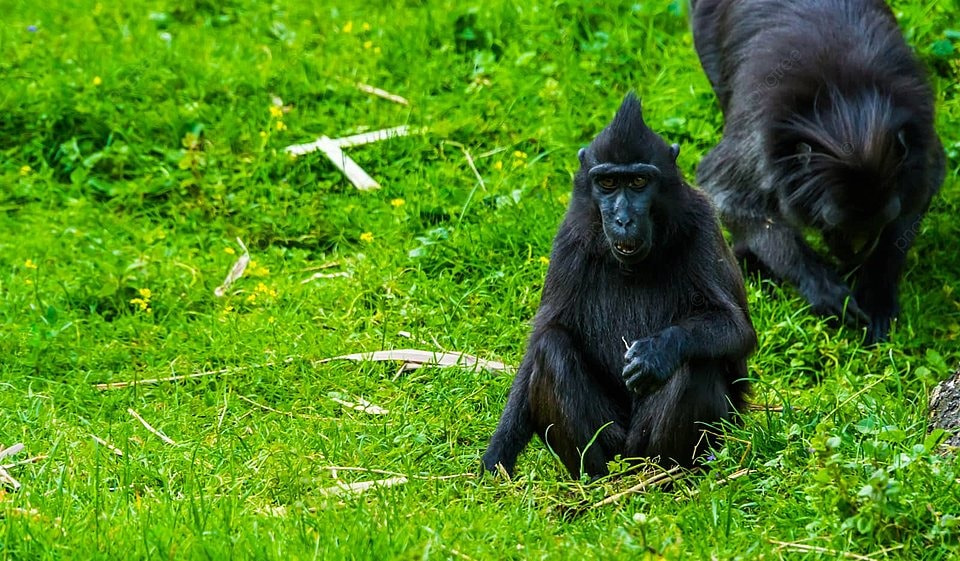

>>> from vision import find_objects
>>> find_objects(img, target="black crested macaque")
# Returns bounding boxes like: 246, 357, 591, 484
690, 0, 946, 343
483, 94, 756, 480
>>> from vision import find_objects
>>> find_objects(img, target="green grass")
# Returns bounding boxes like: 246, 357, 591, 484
2, 0, 959, 559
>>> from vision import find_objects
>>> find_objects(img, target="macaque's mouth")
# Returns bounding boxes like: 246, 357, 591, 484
614, 241, 640, 255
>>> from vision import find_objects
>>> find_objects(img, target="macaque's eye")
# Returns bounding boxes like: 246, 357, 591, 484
631, 176, 648, 188
598, 177, 616, 190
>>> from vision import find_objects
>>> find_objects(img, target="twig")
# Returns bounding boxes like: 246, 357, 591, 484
715, 468, 754, 486
591, 466, 683, 509
127, 408, 178, 446
301, 271, 351, 284
93, 358, 293, 390
0, 455, 47, 470
298, 261, 340, 272
332, 126, 418, 149
214, 238, 250, 297
90, 435, 124, 457
870, 544, 906, 557
0, 444, 30, 490
217, 389, 230, 432
300, 136, 380, 190
0, 443, 24, 461
0, 468, 20, 490
319, 476, 408, 497
476, 146, 508, 159
329, 395, 389, 415
356, 83, 410, 105
768, 539, 875, 560
318, 349, 508, 373
237, 394, 337, 422
448, 548, 478, 561
457, 145, 485, 193
744, 403, 785, 412
317, 466, 474, 481
284, 126, 421, 155
686, 468, 755, 498
96, 347, 508, 392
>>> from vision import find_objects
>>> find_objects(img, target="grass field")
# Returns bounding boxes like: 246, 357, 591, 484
2, 0, 959, 559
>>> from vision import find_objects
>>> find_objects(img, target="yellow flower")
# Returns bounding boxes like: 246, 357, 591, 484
259, 130, 268, 138
390, 198, 405, 208
269, 105, 283, 118
342, 21, 353, 33
19, 165, 31, 176
360, 232, 374, 243
493, 160, 503, 171
255, 282, 277, 298
539, 256, 550, 265
275, 120, 287, 131
249, 260, 270, 277
361, 22, 371, 31
24, 259, 37, 269
138, 287, 152, 299
92, 76, 102, 86
224, 247, 236, 255
513, 150, 527, 159
363, 40, 373, 49
130, 297, 150, 312
374, 46, 381, 55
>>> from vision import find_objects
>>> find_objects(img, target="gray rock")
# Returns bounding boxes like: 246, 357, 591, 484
929, 370, 960, 449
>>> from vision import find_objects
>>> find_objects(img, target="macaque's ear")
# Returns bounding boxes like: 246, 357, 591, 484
670, 143, 680, 161
896, 129, 909, 156
578, 148, 588, 166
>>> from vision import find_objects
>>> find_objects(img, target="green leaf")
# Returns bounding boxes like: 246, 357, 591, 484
924, 429, 947, 451
929, 39, 955, 58
925, 349, 948, 372
877, 426, 906, 443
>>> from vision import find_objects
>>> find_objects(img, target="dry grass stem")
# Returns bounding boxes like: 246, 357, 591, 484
90, 435, 124, 457
301, 271, 351, 284
0, 455, 47, 470
127, 408, 178, 446
317, 465, 474, 481
744, 403, 786, 412
319, 476, 408, 497
356, 82, 410, 105
319, 348, 508, 373
591, 466, 683, 509
214, 237, 250, 297
0, 443, 25, 461
93, 358, 294, 390
768, 539, 877, 560
329, 395, 389, 415
303, 136, 380, 190
0, 468, 20, 490
331, 126, 417, 148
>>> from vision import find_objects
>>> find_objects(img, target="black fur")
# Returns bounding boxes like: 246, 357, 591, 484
691, 0, 946, 343
482, 94, 756, 479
